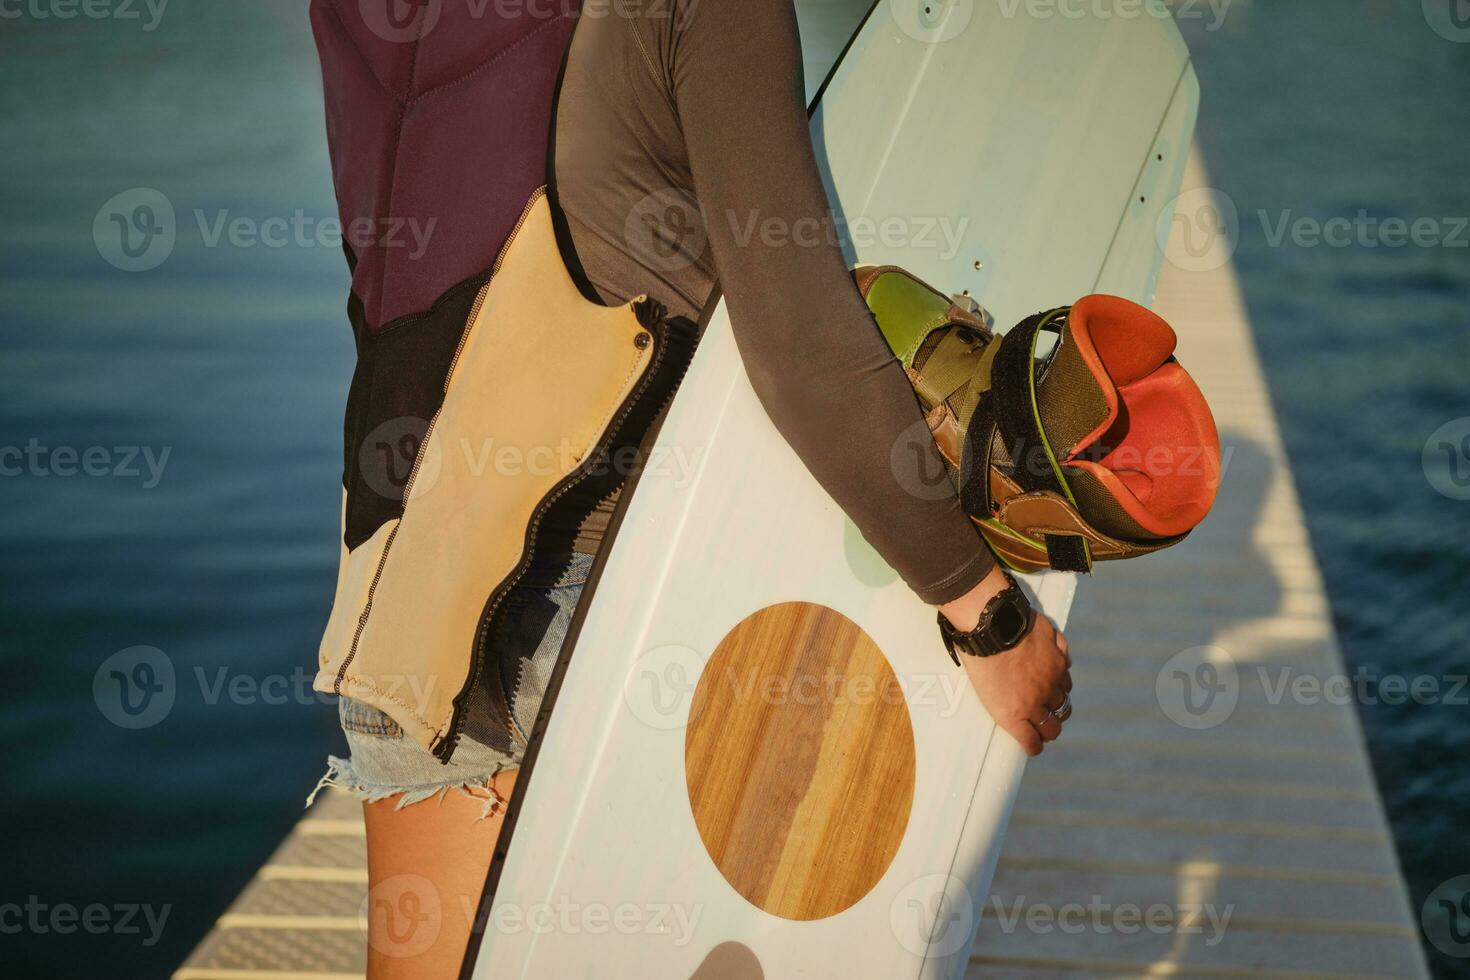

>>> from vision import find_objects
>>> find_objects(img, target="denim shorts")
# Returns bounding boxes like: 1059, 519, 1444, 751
309, 552, 593, 819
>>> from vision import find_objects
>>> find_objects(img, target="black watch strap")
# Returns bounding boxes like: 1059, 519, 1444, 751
938, 576, 1036, 665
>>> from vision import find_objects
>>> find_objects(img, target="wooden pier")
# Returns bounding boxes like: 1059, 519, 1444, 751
174, 151, 1428, 980
968, 153, 1428, 979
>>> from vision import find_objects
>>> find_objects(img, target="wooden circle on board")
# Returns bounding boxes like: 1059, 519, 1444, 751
684, 601, 916, 921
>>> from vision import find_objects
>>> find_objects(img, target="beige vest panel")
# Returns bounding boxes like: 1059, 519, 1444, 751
314, 189, 655, 752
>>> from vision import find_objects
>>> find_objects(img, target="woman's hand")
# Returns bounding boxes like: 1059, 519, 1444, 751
939, 566, 1073, 756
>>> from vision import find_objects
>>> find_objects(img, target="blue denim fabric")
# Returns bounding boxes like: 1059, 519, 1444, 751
310, 552, 592, 818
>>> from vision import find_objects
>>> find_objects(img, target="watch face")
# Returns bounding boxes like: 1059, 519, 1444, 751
990, 598, 1028, 648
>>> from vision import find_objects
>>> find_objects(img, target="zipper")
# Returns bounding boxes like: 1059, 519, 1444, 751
432, 307, 695, 762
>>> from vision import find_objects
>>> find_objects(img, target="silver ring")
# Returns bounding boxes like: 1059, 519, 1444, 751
1049, 694, 1073, 724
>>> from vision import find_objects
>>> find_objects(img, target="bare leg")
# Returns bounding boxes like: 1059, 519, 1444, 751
360, 768, 518, 980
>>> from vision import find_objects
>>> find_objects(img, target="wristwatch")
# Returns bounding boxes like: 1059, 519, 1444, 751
938, 574, 1036, 665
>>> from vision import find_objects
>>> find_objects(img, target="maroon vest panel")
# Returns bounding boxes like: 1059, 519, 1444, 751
311, 0, 581, 548
311, 0, 579, 331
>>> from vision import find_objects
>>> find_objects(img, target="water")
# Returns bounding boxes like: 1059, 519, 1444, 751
2, 6, 349, 975
1, 1, 1466, 977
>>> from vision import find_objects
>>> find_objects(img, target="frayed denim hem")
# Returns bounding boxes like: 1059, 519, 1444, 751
306, 754, 512, 822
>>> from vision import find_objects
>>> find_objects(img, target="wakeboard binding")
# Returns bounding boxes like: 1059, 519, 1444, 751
856, 265, 1221, 574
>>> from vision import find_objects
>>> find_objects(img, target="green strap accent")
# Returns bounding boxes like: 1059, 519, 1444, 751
1025, 310, 1080, 508
864, 270, 953, 367
987, 307, 1094, 572
1020, 311, 1092, 570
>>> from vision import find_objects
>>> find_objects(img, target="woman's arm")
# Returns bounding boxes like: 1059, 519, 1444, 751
669, 0, 1072, 752
669, 0, 993, 605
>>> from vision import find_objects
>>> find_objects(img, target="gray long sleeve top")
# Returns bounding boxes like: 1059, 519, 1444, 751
550, 0, 994, 603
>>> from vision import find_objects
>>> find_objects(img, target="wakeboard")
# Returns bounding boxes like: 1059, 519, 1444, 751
465, 1, 1198, 976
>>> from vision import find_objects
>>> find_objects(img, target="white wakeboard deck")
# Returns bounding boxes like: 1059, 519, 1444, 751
470, 3, 1197, 977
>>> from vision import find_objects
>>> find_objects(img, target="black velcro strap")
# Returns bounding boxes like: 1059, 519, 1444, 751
990, 308, 1094, 573
990, 309, 1068, 499
958, 390, 998, 519
1044, 534, 1090, 573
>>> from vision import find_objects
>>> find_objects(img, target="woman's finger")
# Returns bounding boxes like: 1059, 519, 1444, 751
1032, 712, 1062, 742
1005, 718, 1044, 756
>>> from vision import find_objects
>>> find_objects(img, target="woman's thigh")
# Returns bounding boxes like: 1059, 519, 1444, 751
360, 768, 517, 980
311, 551, 593, 978
316, 696, 519, 978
